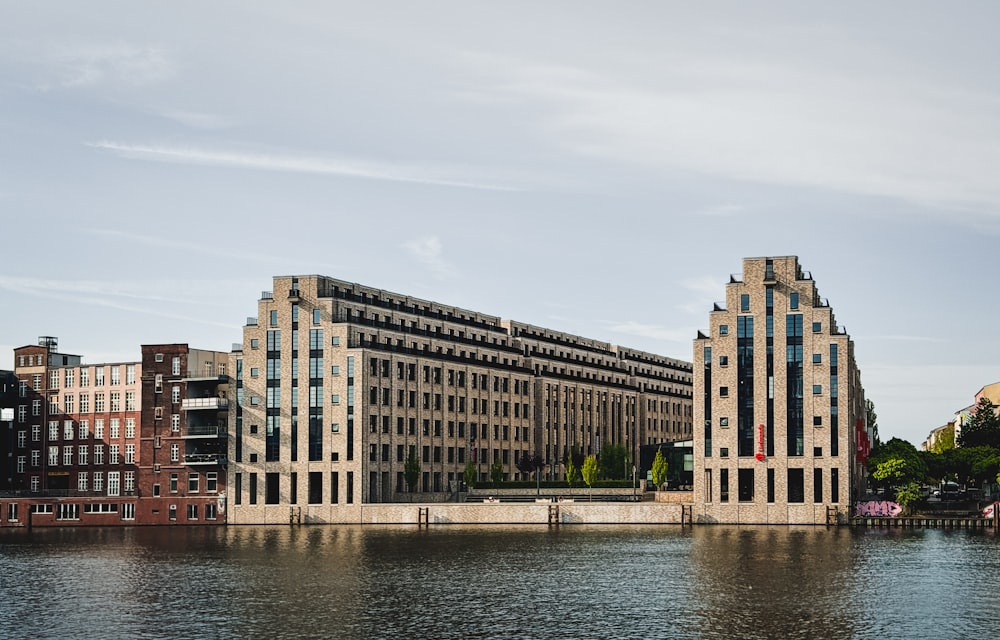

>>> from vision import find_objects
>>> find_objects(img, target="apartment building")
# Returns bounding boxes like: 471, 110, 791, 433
0, 338, 229, 527
693, 257, 867, 525
136, 344, 229, 525
228, 275, 693, 524
1, 337, 142, 526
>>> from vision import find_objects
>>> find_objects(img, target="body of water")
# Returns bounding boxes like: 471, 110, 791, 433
1, 525, 997, 639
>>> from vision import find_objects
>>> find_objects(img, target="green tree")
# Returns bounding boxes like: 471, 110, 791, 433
565, 456, 579, 487
869, 437, 927, 488
931, 423, 955, 454
490, 459, 504, 484
894, 482, 922, 516
866, 399, 881, 449
581, 455, 599, 501
404, 449, 421, 495
598, 443, 630, 480
651, 447, 669, 490
958, 397, 1000, 449
872, 458, 908, 492
463, 460, 477, 491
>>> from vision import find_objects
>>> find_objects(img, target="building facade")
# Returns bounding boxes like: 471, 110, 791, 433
693, 257, 867, 524
227, 275, 693, 524
1, 337, 142, 526
0, 338, 229, 527
136, 344, 229, 525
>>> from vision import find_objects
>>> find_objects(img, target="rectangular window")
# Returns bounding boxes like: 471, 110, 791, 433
814, 468, 824, 503
719, 325, 729, 336
265, 472, 279, 504
813, 353, 822, 364
812, 322, 822, 333
110, 419, 120, 439
740, 293, 750, 312
249, 473, 258, 505
94, 445, 104, 464
126, 365, 136, 385
110, 367, 120, 385
813, 385, 822, 395
767, 468, 775, 503
704, 469, 712, 503
790, 292, 799, 309
738, 468, 754, 502
308, 471, 323, 504
831, 468, 840, 503
787, 468, 804, 503
109, 444, 119, 464
170, 473, 178, 493
719, 468, 729, 502
206, 472, 218, 492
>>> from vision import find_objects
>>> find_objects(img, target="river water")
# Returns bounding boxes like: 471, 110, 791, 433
1, 525, 997, 639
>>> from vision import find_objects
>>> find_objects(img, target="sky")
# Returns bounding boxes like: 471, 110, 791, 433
2, 2, 999, 448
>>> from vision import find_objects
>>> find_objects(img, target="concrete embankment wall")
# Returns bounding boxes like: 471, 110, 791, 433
361, 502, 685, 525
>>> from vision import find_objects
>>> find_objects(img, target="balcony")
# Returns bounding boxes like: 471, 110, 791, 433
185, 453, 227, 466
183, 424, 228, 438
181, 397, 230, 411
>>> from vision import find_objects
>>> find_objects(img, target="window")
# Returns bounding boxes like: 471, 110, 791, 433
738, 468, 754, 502
187, 504, 198, 520
719, 386, 729, 397
94, 445, 104, 464
125, 391, 136, 411
107, 471, 120, 496
170, 473, 178, 492
790, 292, 799, 310
206, 472, 218, 492
32, 399, 41, 416
95, 368, 105, 386
813, 416, 822, 426
170, 444, 179, 462
121, 503, 135, 520
720, 447, 729, 458
110, 419, 120, 439
109, 444, 119, 464
251, 339, 259, 350
787, 468, 805, 503
17, 430, 26, 447
95, 419, 104, 439
813, 385, 822, 395
125, 418, 135, 439
110, 367, 120, 385
49, 421, 59, 440
125, 444, 135, 464
79, 445, 88, 465
189, 473, 199, 493
63, 445, 73, 466
205, 503, 217, 520
126, 365, 136, 384
124, 471, 135, 493
813, 354, 822, 364
719, 325, 729, 336
171, 386, 180, 404
719, 355, 728, 366
720, 468, 729, 502
812, 322, 822, 333
171, 357, 181, 376
740, 294, 750, 312
64, 421, 74, 440
719, 417, 729, 427
171, 414, 180, 432
79, 395, 89, 413
64, 395, 74, 413
331, 335, 340, 346
110, 392, 120, 412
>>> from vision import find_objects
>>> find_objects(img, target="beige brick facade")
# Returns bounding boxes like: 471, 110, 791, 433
693, 257, 868, 524
227, 275, 693, 524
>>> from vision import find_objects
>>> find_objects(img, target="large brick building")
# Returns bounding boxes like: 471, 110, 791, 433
0, 338, 228, 527
227, 275, 693, 524
692, 257, 868, 524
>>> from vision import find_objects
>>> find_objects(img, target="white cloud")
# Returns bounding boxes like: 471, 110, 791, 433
456, 45, 1000, 213
88, 141, 522, 192
606, 320, 696, 344
158, 110, 238, 130
402, 236, 456, 280
53, 43, 174, 88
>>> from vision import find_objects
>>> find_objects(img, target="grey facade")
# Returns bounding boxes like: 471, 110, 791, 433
228, 275, 693, 524
693, 257, 868, 524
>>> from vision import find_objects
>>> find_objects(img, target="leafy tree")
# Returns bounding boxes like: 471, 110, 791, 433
866, 399, 881, 449
581, 455, 599, 501
404, 449, 421, 494
490, 459, 504, 484
598, 443, 630, 480
463, 460, 477, 490
894, 482, 922, 516
651, 447, 669, 489
516, 452, 544, 479
565, 456, 579, 487
872, 458, 908, 492
931, 423, 955, 454
958, 397, 1000, 449
869, 437, 926, 487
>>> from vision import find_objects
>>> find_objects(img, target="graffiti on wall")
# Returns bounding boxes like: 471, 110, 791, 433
854, 501, 902, 517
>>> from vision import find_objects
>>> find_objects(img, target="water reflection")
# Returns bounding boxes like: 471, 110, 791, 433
0, 525, 996, 639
